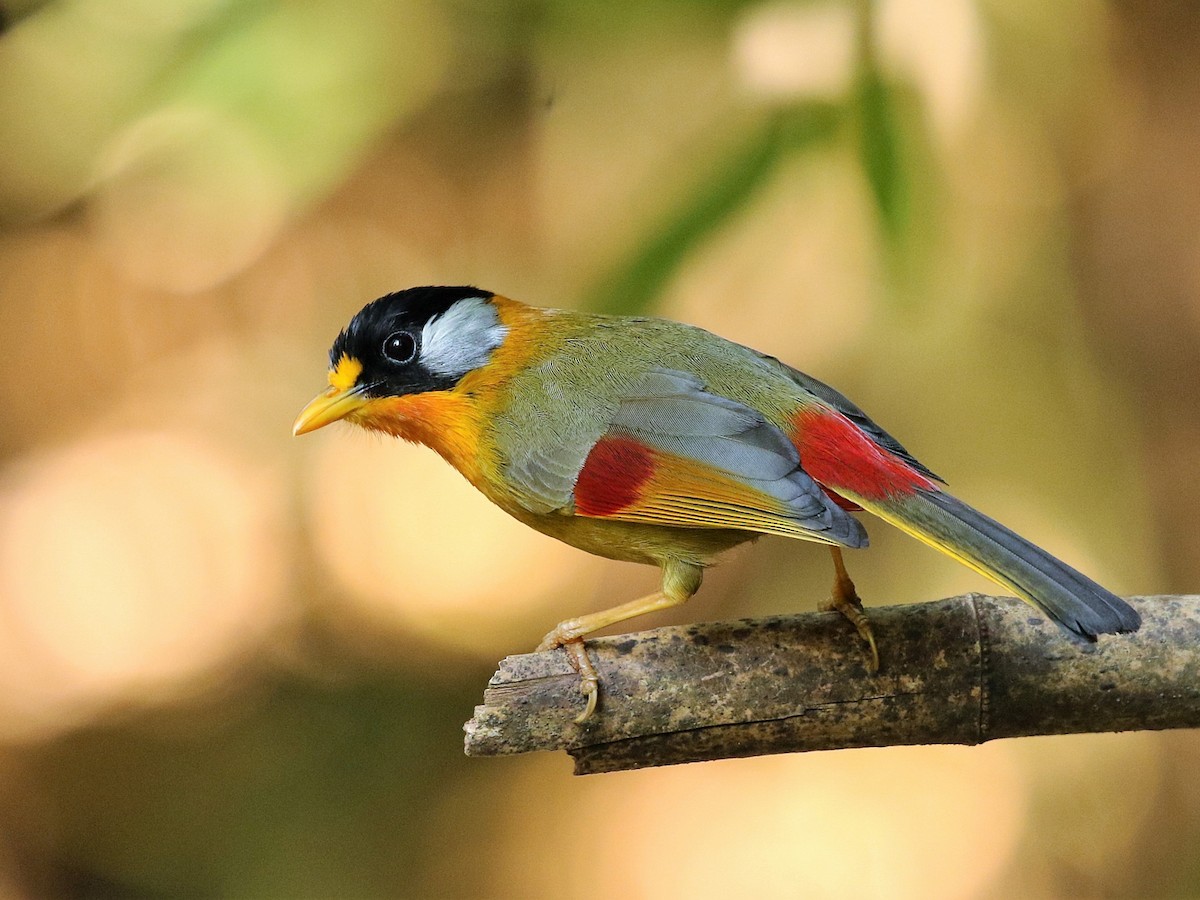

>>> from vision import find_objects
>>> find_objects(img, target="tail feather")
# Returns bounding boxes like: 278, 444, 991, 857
864, 489, 1141, 639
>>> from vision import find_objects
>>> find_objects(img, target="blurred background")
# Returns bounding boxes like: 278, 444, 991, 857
0, 0, 1196, 896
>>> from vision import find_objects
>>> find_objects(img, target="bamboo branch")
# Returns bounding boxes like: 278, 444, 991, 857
463, 595, 1200, 775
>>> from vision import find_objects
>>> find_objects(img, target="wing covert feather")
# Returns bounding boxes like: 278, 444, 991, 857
502, 366, 866, 547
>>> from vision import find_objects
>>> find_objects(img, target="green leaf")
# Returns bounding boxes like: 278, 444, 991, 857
857, 63, 909, 241
587, 105, 839, 316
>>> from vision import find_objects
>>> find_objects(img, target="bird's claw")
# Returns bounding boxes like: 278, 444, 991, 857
821, 583, 881, 673
563, 640, 600, 723
535, 626, 600, 723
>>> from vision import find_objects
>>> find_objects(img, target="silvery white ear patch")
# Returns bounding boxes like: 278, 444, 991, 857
421, 296, 507, 377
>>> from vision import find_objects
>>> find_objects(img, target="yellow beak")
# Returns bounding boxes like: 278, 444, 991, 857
292, 385, 370, 435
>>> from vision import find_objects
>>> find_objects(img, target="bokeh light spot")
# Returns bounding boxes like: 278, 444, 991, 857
477, 746, 1026, 900
305, 432, 599, 656
732, 1, 857, 100
0, 431, 287, 740
90, 106, 287, 292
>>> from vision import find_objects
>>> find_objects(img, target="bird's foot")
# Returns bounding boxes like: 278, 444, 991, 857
820, 581, 880, 673
536, 625, 599, 723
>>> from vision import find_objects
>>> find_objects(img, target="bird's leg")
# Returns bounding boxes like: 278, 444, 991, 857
536, 560, 703, 723
819, 545, 880, 673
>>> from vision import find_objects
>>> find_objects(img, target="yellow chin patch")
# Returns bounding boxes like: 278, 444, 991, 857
329, 354, 363, 392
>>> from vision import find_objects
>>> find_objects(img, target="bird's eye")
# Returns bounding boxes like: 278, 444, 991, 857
381, 331, 417, 365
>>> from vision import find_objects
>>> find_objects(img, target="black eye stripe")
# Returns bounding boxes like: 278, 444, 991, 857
382, 331, 418, 365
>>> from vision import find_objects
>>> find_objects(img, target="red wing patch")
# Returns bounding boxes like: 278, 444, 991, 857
794, 408, 936, 502
574, 433, 657, 517
573, 431, 846, 540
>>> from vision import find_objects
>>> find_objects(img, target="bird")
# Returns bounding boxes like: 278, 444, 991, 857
294, 285, 1141, 722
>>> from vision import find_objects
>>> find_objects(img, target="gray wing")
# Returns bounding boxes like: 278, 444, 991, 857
503, 367, 866, 547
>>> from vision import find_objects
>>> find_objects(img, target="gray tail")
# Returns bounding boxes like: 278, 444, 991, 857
872, 489, 1141, 639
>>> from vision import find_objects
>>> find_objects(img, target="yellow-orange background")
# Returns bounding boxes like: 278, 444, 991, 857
0, 1, 1197, 896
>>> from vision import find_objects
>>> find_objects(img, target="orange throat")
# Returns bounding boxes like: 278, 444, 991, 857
351, 392, 485, 483
337, 297, 551, 494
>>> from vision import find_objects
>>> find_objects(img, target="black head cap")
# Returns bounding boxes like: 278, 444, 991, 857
329, 285, 501, 397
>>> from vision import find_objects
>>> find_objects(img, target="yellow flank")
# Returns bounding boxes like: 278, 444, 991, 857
329, 354, 364, 392
503, 502, 755, 568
